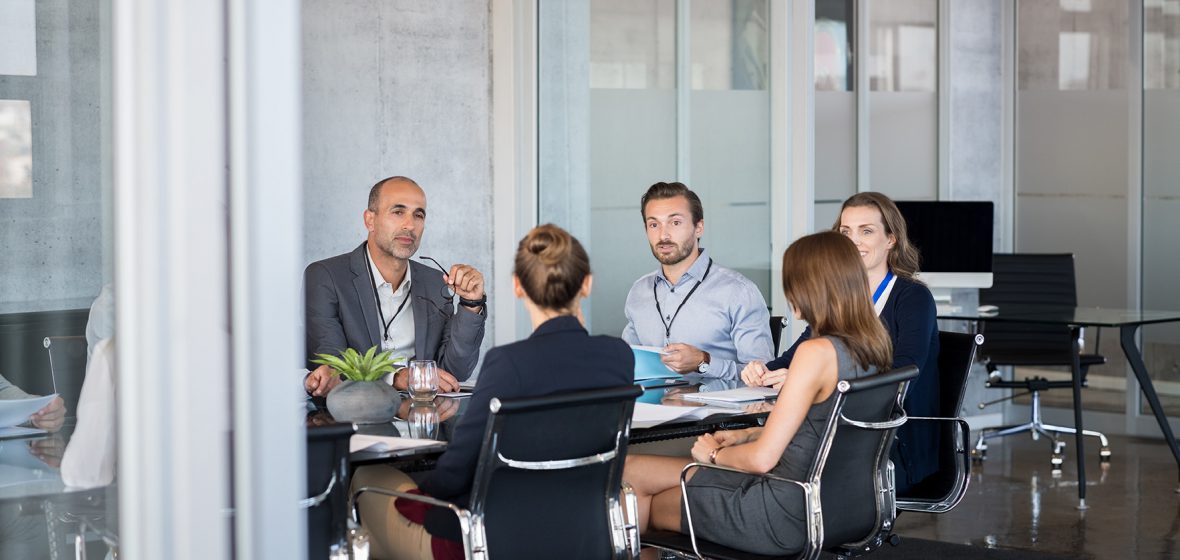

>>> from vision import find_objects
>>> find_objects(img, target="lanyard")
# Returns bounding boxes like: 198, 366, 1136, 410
654, 258, 713, 341
872, 270, 895, 305
365, 242, 412, 342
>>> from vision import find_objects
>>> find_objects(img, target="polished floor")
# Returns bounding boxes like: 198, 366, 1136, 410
894, 432, 1180, 559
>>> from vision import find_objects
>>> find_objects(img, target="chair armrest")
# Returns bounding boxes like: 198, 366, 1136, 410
675, 462, 815, 560
895, 418, 971, 514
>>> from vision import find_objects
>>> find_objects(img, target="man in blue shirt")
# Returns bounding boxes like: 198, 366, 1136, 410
622, 182, 773, 381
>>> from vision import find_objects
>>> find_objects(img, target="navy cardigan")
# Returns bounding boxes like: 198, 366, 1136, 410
767, 275, 940, 491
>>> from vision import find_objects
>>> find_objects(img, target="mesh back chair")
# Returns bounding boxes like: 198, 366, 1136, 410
973, 254, 1110, 469
304, 422, 356, 560
895, 331, 982, 514
769, 316, 787, 356
641, 366, 919, 560
43, 335, 89, 417
351, 384, 643, 560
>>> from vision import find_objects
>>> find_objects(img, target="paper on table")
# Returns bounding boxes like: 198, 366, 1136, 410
631, 402, 739, 429
0, 394, 57, 428
632, 346, 678, 381
681, 386, 778, 404
437, 392, 471, 398
350, 434, 444, 454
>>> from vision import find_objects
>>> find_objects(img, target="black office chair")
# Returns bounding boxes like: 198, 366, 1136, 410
769, 316, 787, 356
43, 335, 89, 416
895, 331, 981, 514
641, 366, 919, 560
351, 384, 643, 559
972, 253, 1110, 469
305, 422, 356, 560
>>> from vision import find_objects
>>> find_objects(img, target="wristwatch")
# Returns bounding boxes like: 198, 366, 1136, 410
696, 351, 711, 374
459, 294, 487, 313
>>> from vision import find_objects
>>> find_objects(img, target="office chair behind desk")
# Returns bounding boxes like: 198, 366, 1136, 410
971, 253, 1111, 472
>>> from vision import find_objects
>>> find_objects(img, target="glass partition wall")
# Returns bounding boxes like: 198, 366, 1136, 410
539, 0, 772, 336
813, 0, 940, 230
1012, 1, 1180, 434
0, 1, 118, 557
1141, 0, 1180, 417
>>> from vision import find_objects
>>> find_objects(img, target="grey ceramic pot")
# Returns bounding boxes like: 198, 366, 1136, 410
326, 380, 401, 424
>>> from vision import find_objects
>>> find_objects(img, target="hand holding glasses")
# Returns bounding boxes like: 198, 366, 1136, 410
418, 256, 485, 307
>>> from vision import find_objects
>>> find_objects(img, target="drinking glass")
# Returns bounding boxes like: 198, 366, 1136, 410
408, 359, 439, 402
407, 401, 440, 440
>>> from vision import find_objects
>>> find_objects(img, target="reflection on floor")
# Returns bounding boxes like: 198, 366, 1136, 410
893, 433, 1180, 559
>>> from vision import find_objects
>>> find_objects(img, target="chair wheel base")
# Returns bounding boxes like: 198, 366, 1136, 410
971, 448, 987, 462
889, 534, 902, 547
1099, 447, 1112, 462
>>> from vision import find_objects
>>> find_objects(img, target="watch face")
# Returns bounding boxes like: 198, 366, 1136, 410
698, 361, 710, 373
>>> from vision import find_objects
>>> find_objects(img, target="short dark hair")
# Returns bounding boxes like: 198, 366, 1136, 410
640, 182, 704, 225
367, 176, 421, 211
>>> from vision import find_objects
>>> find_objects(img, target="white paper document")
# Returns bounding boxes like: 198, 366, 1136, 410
0, 394, 57, 428
631, 403, 740, 429
350, 434, 445, 454
681, 386, 778, 404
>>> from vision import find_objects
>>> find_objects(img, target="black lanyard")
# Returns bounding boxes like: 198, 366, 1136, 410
654, 258, 713, 340
365, 242, 412, 342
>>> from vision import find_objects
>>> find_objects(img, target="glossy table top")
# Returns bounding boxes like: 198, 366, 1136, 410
313, 376, 774, 466
937, 305, 1180, 327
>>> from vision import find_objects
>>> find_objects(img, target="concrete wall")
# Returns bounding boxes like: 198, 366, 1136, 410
301, 0, 495, 346
0, 0, 104, 312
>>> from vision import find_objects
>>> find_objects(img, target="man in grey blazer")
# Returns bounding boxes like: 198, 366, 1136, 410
304, 176, 487, 396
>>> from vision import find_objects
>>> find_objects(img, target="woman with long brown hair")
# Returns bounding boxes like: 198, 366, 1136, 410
622, 231, 892, 556
743, 191, 940, 494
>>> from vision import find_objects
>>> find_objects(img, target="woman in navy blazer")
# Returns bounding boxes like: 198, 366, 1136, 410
743, 192, 940, 493
354, 224, 634, 560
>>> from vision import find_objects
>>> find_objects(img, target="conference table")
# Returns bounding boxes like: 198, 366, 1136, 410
0, 377, 772, 558
334, 376, 774, 469
938, 305, 1180, 509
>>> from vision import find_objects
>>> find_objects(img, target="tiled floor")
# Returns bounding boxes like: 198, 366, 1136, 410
894, 432, 1180, 559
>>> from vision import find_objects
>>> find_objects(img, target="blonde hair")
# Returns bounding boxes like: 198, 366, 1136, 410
513, 224, 591, 311
782, 231, 893, 371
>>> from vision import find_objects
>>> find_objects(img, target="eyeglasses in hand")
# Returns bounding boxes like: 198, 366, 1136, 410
417, 256, 457, 300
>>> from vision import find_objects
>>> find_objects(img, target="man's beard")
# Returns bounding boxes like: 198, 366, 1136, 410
650, 238, 695, 266
376, 232, 419, 260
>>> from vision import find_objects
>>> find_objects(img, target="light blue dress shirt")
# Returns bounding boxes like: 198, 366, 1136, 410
622, 249, 773, 381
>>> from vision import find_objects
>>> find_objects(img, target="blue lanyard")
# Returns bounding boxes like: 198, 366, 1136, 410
872, 270, 894, 305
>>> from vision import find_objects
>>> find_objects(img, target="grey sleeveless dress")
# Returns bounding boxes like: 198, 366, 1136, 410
681, 336, 877, 556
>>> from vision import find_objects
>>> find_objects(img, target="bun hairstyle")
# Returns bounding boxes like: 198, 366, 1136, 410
513, 224, 591, 311
782, 231, 892, 372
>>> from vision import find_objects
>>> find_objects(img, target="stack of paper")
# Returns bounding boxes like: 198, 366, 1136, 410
631, 402, 740, 429
681, 386, 778, 404
0, 394, 56, 440
350, 434, 445, 454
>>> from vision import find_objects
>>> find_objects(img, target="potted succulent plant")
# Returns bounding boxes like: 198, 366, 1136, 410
312, 346, 405, 424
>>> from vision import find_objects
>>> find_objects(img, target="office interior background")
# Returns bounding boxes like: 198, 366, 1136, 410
0, 0, 1178, 557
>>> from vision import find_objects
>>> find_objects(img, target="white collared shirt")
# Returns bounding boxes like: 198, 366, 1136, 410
367, 247, 416, 374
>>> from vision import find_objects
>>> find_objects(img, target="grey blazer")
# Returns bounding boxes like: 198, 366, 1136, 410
304, 243, 486, 380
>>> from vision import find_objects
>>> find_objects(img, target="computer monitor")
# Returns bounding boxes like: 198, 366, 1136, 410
895, 201, 994, 289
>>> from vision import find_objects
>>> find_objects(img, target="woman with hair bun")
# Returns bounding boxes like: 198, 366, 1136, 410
354, 224, 634, 560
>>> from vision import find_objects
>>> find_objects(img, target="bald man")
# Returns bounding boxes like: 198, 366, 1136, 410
303, 176, 487, 396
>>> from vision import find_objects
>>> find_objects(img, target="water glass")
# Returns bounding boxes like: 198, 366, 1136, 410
408, 359, 439, 402
407, 402, 440, 440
